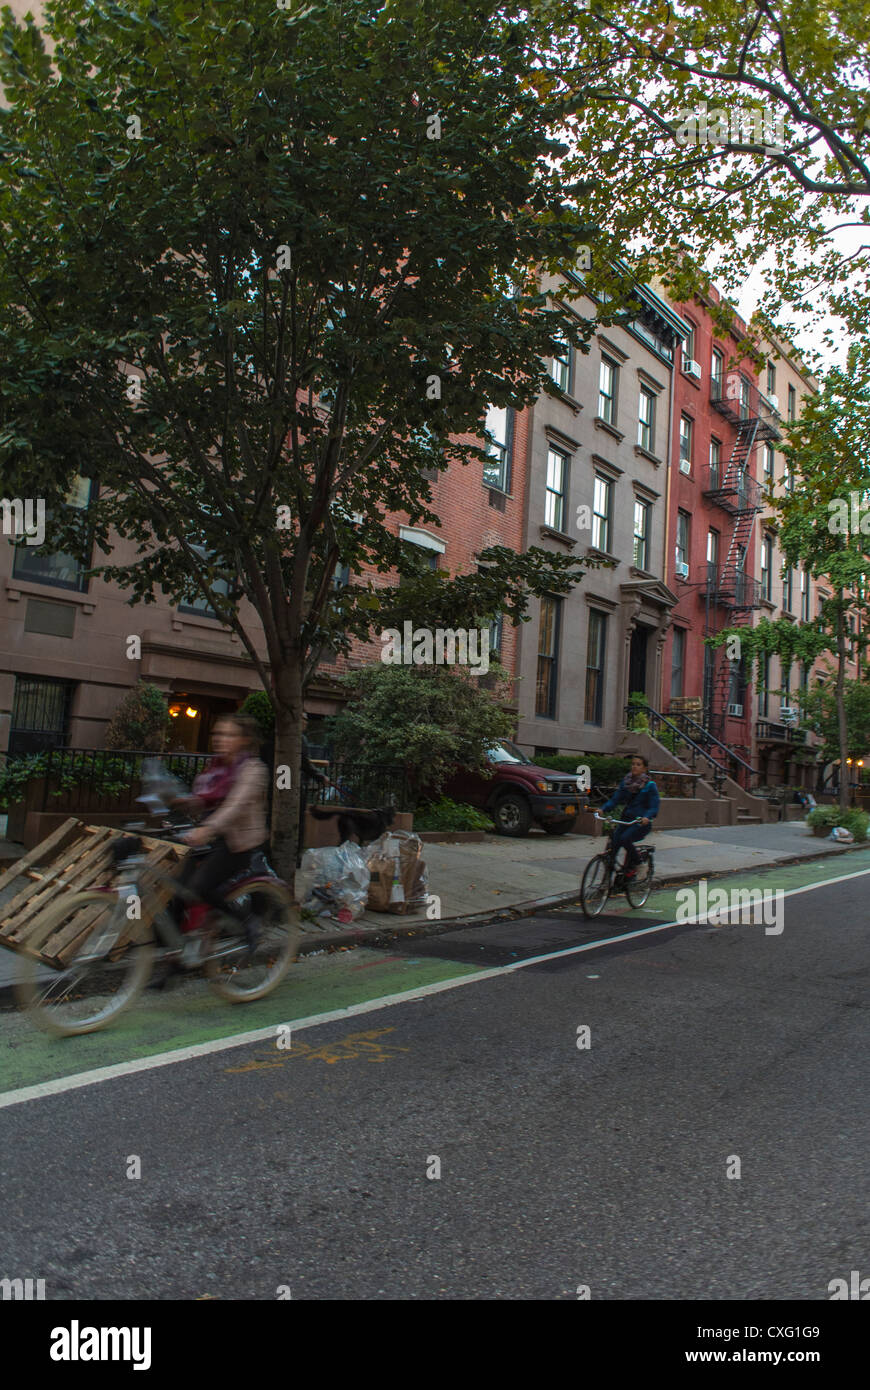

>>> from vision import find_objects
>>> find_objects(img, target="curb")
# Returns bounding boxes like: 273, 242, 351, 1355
1, 838, 866, 1006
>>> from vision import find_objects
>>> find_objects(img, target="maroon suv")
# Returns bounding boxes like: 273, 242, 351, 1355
442, 740, 582, 837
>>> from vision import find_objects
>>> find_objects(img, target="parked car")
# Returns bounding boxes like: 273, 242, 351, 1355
441, 740, 583, 837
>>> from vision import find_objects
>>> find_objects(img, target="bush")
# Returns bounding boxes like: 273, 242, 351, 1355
840, 808, 870, 841
239, 690, 275, 741
0, 751, 137, 810
413, 797, 493, 832
104, 683, 170, 751
535, 753, 631, 783
806, 805, 844, 831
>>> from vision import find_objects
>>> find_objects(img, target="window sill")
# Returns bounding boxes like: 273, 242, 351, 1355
629, 565, 656, 580
760, 598, 776, 611
547, 384, 583, 415
539, 525, 576, 549
6, 580, 94, 613
585, 546, 619, 566
594, 416, 624, 442
634, 445, 662, 467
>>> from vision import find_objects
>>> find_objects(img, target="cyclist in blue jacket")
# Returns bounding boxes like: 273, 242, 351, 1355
601, 754, 660, 878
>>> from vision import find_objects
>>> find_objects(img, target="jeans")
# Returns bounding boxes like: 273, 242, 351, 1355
612, 822, 649, 871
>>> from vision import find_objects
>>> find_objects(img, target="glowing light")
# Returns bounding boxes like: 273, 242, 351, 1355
185, 707, 198, 719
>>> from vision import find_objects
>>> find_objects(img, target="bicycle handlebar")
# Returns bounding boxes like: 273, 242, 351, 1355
593, 813, 645, 825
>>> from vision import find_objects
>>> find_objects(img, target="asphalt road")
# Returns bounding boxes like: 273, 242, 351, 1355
1, 865, 868, 1300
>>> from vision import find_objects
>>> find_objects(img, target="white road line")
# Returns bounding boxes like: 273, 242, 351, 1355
3, 860, 870, 1111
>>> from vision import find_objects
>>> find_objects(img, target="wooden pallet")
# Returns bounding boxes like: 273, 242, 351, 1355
0, 818, 188, 969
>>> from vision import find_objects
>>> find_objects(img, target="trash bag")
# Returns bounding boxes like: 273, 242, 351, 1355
299, 840, 371, 924
830, 826, 854, 842
365, 831, 428, 914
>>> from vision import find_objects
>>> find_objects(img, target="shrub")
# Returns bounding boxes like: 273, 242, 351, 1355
0, 751, 137, 810
840, 808, 869, 841
239, 690, 275, 741
413, 797, 493, 832
104, 683, 170, 751
806, 805, 843, 831
535, 753, 631, 784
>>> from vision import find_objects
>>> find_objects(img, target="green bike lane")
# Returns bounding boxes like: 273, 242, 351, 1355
3, 846, 870, 1098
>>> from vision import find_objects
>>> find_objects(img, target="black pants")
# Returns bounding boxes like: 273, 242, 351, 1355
169, 836, 253, 927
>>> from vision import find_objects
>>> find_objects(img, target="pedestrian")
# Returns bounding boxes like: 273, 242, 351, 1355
600, 753, 660, 878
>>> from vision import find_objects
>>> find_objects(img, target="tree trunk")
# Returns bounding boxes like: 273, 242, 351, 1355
271, 662, 305, 887
836, 595, 850, 814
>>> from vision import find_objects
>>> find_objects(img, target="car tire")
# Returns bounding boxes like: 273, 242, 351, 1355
542, 821, 574, 835
492, 792, 532, 837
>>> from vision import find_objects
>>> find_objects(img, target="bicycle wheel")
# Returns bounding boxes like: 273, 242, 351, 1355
204, 878, 302, 1002
16, 891, 154, 1036
580, 855, 611, 918
625, 854, 654, 909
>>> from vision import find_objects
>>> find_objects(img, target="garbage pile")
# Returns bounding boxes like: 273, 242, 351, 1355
300, 830, 429, 926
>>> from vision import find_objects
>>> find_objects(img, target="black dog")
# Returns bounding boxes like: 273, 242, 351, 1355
310, 805, 395, 846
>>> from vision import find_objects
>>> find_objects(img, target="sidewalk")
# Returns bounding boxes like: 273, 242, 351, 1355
0, 820, 862, 992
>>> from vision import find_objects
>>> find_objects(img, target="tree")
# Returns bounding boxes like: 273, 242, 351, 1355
103, 682, 170, 751
710, 361, 870, 809
0, 0, 642, 875
537, 0, 870, 354
800, 676, 870, 769
325, 663, 516, 805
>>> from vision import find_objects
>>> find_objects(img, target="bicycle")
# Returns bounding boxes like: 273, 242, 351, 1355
16, 822, 302, 1036
579, 813, 656, 918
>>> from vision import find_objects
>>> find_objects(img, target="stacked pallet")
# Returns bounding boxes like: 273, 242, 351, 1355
0, 818, 188, 969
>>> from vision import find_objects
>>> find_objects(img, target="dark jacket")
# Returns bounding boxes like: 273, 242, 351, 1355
602, 776, 660, 822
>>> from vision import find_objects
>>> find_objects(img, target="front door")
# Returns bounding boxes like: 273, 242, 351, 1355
628, 624, 650, 702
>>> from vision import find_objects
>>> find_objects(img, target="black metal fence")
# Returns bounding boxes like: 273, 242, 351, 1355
302, 762, 412, 812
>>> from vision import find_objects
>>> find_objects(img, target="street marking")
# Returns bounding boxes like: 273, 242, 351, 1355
223, 1027, 408, 1070
3, 860, 870, 1111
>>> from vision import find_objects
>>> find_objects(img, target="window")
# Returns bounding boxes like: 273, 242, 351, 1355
671, 627, 686, 699
709, 437, 721, 488
679, 414, 693, 472
545, 447, 567, 532
585, 610, 607, 724
592, 474, 612, 552
633, 498, 650, 570
787, 384, 796, 421
638, 387, 656, 452
761, 536, 773, 600
399, 526, 444, 573
799, 661, 810, 694
738, 374, 751, 419
483, 404, 512, 492
550, 335, 571, 394
728, 659, 746, 708
598, 357, 617, 424
178, 544, 232, 617
767, 361, 776, 396
763, 443, 775, 488
8, 676, 74, 755
784, 456, 795, 492
800, 568, 810, 621
675, 510, 690, 570
12, 475, 93, 593
707, 528, 719, 575
783, 565, 794, 612
535, 595, 562, 718
711, 348, 724, 399
683, 320, 696, 364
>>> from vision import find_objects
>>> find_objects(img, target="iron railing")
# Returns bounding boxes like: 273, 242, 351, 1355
34, 748, 212, 813
755, 721, 809, 745
303, 762, 412, 813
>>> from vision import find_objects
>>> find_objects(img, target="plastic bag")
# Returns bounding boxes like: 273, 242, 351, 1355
830, 826, 854, 842
365, 831, 428, 914
300, 840, 371, 924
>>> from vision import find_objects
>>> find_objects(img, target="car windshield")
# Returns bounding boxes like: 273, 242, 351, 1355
486, 740, 531, 765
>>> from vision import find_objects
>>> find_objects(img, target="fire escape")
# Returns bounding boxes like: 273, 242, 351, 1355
701, 372, 781, 746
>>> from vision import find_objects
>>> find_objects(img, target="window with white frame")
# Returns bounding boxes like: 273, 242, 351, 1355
550, 335, 571, 394
675, 510, 690, 570
483, 404, 511, 491
709, 437, 721, 488
592, 474, 612, 552
545, 447, 567, 532
598, 357, 617, 424
679, 414, 693, 472
638, 386, 655, 452
633, 497, 650, 570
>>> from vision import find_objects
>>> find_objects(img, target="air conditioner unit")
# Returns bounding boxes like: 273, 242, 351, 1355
780, 705, 797, 723
675, 561, 690, 579
727, 703, 743, 717
682, 358, 702, 380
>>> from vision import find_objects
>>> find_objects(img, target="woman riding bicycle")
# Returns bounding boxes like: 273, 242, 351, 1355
600, 754, 660, 878
168, 713, 269, 940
